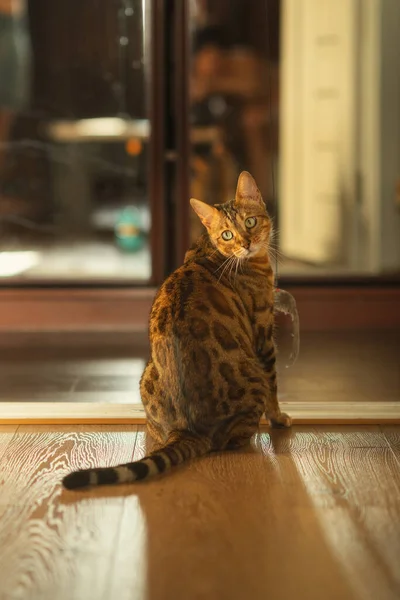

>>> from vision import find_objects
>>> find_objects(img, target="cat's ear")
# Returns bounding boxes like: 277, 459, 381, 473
190, 198, 218, 228
235, 171, 264, 206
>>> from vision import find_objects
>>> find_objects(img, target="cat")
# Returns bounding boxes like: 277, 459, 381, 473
62, 171, 292, 490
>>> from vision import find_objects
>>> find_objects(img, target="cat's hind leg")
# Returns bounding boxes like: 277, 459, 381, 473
214, 408, 263, 451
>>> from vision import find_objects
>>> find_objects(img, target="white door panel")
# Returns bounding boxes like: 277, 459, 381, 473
280, 0, 359, 265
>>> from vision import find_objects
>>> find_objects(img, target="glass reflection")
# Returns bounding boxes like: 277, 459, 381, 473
0, 0, 151, 281
189, 0, 400, 276
189, 0, 279, 241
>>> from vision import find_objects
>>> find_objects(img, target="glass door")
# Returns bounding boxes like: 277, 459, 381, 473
0, 0, 165, 284
187, 0, 400, 279
187, 0, 280, 244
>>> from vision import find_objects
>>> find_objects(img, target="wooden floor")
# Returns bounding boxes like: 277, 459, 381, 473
0, 424, 400, 600
1, 331, 399, 404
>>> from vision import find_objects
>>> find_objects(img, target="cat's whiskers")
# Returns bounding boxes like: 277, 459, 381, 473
228, 256, 238, 283
238, 254, 247, 275
267, 242, 285, 265
212, 243, 248, 279
217, 255, 237, 284
264, 243, 285, 280
227, 259, 234, 282
270, 223, 279, 239
225, 257, 238, 284
268, 227, 286, 262
234, 257, 241, 281
214, 254, 233, 275
232, 249, 247, 282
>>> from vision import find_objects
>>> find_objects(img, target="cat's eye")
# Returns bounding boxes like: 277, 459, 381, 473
245, 217, 257, 229
221, 230, 233, 241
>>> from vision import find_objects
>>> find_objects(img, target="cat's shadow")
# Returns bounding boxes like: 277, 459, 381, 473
61, 427, 357, 600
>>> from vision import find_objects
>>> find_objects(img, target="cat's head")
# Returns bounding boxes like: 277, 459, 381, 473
190, 171, 272, 259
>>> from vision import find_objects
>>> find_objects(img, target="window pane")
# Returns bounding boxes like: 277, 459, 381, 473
0, 0, 152, 282
188, 0, 400, 277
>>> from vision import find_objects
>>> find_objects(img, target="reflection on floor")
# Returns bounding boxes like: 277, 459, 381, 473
1, 331, 399, 404
0, 423, 399, 599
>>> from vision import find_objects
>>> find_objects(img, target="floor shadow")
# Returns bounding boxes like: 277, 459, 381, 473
61, 427, 362, 600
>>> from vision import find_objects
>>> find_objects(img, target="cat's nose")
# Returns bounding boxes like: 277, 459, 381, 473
242, 241, 251, 249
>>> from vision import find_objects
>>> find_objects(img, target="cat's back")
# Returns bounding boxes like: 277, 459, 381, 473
149, 259, 249, 342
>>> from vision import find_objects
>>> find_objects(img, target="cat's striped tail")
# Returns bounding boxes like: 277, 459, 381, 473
62, 431, 211, 490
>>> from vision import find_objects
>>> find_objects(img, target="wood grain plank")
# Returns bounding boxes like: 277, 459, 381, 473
1, 425, 400, 600
260, 424, 390, 452
0, 425, 18, 463
264, 426, 400, 600
381, 426, 400, 466
105, 425, 400, 600
107, 426, 354, 600
0, 425, 138, 600
104, 428, 149, 600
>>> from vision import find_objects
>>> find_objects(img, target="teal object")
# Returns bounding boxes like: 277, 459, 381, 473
115, 207, 144, 252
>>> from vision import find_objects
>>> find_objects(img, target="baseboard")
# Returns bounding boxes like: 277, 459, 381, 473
283, 285, 400, 331
1, 402, 399, 425
0, 285, 398, 332
0, 288, 155, 333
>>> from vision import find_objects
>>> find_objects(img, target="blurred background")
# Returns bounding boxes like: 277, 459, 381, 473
1, 0, 399, 284
0, 0, 399, 410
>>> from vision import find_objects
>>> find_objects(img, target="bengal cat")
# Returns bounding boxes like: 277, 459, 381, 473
63, 171, 292, 490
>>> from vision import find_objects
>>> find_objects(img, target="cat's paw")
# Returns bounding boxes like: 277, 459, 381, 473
270, 413, 292, 428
